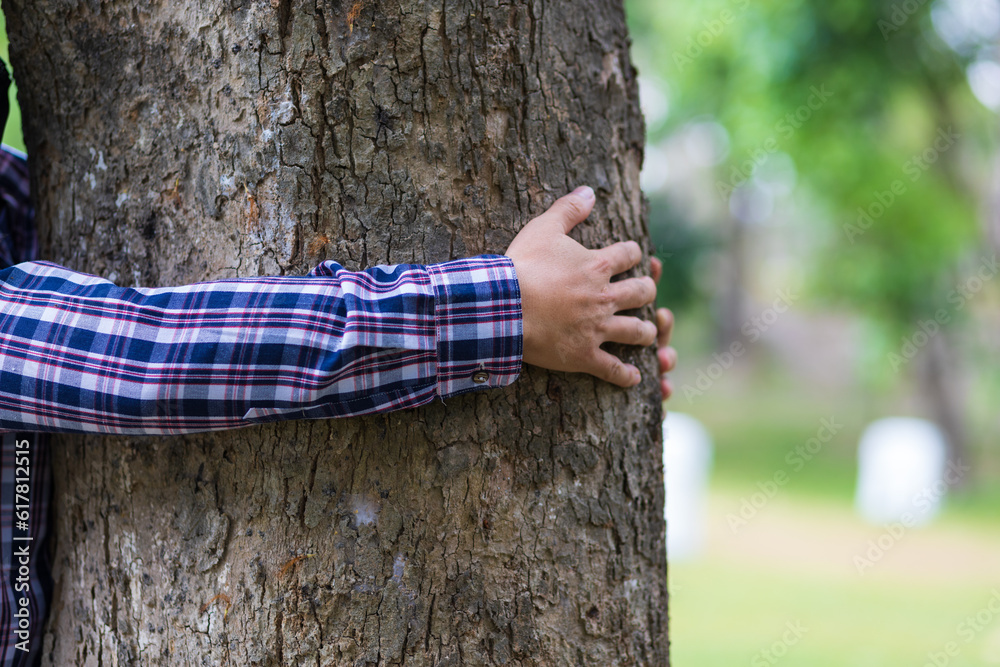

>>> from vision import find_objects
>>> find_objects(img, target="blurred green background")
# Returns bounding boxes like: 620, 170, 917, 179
625, 0, 1000, 664
0, 10, 25, 153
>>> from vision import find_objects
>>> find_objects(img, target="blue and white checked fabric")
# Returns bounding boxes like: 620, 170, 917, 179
0, 256, 522, 434
0, 147, 523, 664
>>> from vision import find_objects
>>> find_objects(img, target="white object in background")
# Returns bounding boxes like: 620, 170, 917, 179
855, 417, 949, 526
663, 412, 713, 561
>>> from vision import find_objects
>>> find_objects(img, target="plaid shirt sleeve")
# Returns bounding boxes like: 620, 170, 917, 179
0, 255, 522, 435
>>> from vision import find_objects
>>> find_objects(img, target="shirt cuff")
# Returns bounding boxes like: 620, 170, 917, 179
427, 255, 523, 399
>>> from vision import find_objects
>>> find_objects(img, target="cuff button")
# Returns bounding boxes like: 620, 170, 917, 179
472, 370, 490, 384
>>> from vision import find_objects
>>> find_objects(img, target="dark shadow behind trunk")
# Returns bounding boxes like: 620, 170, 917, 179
919, 332, 969, 487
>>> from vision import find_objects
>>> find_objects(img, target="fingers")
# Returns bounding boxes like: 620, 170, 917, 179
586, 317, 676, 391
604, 315, 657, 346
659, 345, 677, 374
601, 313, 676, 351
651, 256, 662, 284
595, 240, 642, 277
589, 349, 641, 387
543, 186, 597, 234
661, 376, 673, 400
588, 345, 675, 393
607, 275, 656, 311
657, 308, 676, 402
656, 308, 674, 348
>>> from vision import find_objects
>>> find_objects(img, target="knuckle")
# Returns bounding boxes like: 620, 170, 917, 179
605, 355, 624, 380
643, 320, 657, 345
613, 247, 636, 275
626, 241, 642, 264
597, 284, 615, 307
643, 276, 657, 300
560, 197, 583, 220
628, 280, 651, 308
631, 279, 650, 304
592, 255, 613, 277
633, 319, 647, 344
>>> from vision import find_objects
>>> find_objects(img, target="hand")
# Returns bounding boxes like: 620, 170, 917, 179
651, 257, 678, 400
505, 186, 663, 388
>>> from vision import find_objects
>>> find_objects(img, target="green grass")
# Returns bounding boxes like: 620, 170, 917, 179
668, 343, 1000, 524
667, 355, 1000, 666
683, 393, 863, 502
672, 549, 1000, 667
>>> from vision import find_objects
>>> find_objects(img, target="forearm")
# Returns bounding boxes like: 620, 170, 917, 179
0, 257, 521, 435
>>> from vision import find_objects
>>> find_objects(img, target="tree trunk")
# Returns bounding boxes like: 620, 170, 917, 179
918, 332, 969, 484
716, 213, 747, 352
5, 0, 666, 664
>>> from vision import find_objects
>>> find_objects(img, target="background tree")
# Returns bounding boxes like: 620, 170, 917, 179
4, 0, 667, 664
628, 0, 1000, 468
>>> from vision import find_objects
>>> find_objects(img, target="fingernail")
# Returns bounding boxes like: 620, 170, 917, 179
632, 369, 642, 386
572, 186, 595, 201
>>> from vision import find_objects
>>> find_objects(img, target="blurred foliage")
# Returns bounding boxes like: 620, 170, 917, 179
0, 9, 25, 152
626, 0, 997, 330
649, 194, 719, 311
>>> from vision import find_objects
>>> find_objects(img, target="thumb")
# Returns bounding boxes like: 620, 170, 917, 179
543, 186, 596, 235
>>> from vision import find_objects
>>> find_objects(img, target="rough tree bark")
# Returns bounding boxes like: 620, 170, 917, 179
5, 0, 666, 664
